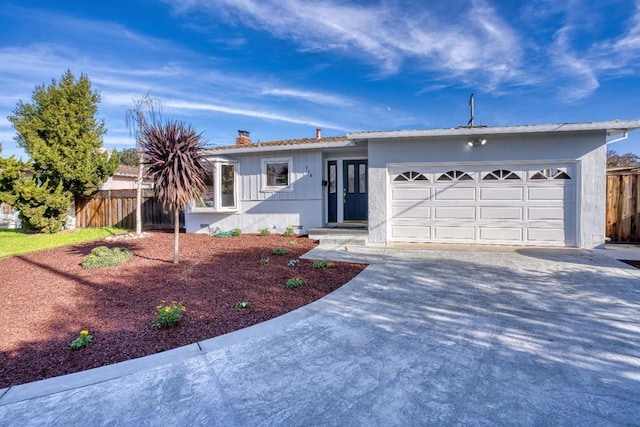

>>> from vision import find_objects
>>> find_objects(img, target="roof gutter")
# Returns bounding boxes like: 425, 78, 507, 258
606, 131, 628, 145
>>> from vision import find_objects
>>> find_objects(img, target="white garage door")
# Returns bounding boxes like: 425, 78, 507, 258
390, 164, 576, 246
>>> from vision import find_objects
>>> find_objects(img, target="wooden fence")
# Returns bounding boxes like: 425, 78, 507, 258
75, 189, 184, 230
606, 171, 640, 242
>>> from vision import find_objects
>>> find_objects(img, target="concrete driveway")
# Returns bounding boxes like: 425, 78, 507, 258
1, 245, 639, 426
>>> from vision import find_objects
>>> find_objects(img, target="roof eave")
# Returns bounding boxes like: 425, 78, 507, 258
348, 120, 640, 140
202, 140, 356, 155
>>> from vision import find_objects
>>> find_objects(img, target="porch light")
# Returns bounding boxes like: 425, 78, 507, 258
467, 138, 487, 147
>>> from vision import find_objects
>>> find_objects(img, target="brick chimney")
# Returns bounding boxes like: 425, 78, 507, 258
236, 130, 251, 146
315, 128, 322, 140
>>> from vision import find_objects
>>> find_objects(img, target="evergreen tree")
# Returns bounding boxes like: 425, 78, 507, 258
0, 148, 23, 206
8, 70, 119, 197
119, 148, 140, 166
6, 70, 119, 232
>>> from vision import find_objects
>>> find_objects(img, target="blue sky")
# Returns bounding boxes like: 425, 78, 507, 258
1, 0, 640, 159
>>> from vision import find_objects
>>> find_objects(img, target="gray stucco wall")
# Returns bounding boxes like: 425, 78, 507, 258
367, 131, 607, 248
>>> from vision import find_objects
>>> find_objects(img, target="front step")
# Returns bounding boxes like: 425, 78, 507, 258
307, 228, 368, 246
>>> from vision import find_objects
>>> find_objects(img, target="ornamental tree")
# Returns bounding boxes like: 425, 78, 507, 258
125, 93, 162, 235
140, 120, 208, 264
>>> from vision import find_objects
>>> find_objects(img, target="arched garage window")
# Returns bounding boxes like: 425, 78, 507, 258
393, 171, 428, 182
437, 170, 473, 181
482, 169, 521, 181
531, 168, 571, 180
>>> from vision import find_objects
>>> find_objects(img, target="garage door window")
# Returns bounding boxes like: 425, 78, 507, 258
393, 171, 428, 182
531, 168, 571, 180
437, 170, 473, 181
482, 169, 521, 181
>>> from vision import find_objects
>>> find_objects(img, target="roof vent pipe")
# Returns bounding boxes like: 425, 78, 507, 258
316, 128, 322, 140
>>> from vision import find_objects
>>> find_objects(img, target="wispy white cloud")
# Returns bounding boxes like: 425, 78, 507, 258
163, 99, 351, 131
164, 0, 640, 104
587, 1, 640, 74
548, 26, 600, 102
260, 88, 354, 106
167, 0, 524, 86
0, 37, 363, 140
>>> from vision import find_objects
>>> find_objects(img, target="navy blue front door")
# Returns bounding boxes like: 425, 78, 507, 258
343, 160, 367, 221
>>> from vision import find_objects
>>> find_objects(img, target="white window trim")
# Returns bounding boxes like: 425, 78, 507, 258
190, 160, 239, 213
261, 157, 293, 192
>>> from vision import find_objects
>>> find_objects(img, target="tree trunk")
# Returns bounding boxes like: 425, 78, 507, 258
135, 152, 144, 235
173, 207, 179, 264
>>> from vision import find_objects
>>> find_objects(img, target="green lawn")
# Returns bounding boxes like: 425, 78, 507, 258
0, 227, 130, 258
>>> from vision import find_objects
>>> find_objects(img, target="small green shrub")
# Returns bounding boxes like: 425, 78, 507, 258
260, 257, 270, 265
154, 301, 186, 328
313, 259, 334, 269
235, 301, 250, 310
273, 247, 289, 256
285, 278, 304, 288
259, 227, 271, 236
82, 246, 133, 269
283, 226, 295, 237
231, 228, 242, 236
70, 329, 93, 350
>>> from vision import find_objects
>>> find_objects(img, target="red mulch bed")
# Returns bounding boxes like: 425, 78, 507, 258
0, 232, 366, 388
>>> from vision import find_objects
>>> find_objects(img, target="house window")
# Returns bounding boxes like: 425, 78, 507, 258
531, 168, 571, 180
220, 164, 236, 209
193, 170, 215, 208
191, 161, 238, 212
437, 170, 473, 181
393, 171, 428, 182
482, 169, 521, 181
329, 164, 337, 194
262, 157, 293, 191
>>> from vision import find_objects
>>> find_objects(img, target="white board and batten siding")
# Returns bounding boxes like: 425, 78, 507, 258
389, 163, 576, 246
238, 150, 323, 201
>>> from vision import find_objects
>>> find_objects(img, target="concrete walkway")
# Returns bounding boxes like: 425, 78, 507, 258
1, 245, 639, 426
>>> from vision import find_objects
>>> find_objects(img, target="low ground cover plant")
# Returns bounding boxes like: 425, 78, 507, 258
286, 278, 304, 288
259, 227, 270, 236
287, 259, 300, 267
313, 259, 334, 269
153, 301, 186, 328
81, 246, 133, 269
273, 247, 289, 256
235, 301, 250, 310
70, 330, 93, 350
